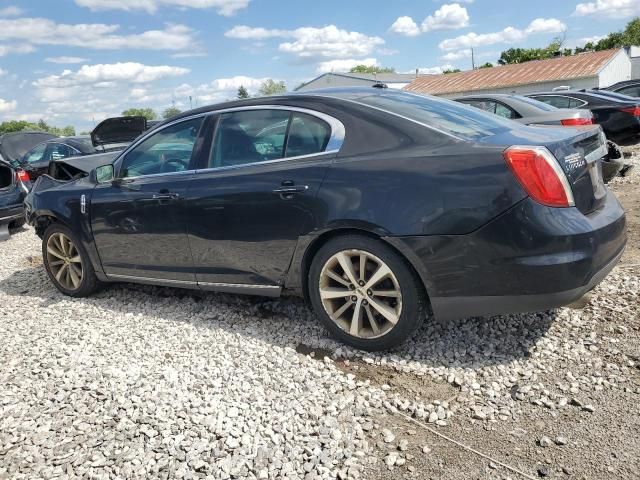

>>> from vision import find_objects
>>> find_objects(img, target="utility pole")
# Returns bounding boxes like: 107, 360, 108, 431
189, 96, 193, 109
471, 48, 475, 70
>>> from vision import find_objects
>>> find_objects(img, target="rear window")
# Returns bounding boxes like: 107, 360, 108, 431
352, 91, 515, 140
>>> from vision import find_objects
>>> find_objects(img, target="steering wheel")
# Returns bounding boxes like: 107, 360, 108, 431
160, 159, 186, 173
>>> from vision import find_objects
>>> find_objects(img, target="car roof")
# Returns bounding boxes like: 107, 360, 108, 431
529, 89, 636, 103
153, 87, 398, 128
45, 136, 95, 152
606, 80, 640, 89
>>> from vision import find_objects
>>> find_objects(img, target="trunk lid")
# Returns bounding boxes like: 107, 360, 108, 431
479, 124, 607, 214
91, 116, 147, 147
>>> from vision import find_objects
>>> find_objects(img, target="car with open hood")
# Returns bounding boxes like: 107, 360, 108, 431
17, 116, 148, 182
25, 88, 626, 350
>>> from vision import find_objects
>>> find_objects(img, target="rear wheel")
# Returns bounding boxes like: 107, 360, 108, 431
308, 235, 426, 351
42, 224, 101, 297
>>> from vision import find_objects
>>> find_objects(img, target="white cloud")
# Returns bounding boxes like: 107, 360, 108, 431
579, 35, 606, 45
34, 62, 190, 89
525, 18, 567, 34
390, 3, 470, 37
422, 3, 470, 32
389, 16, 421, 37
75, 0, 249, 16
0, 98, 17, 113
225, 25, 289, 40
441, 49, 472, 61
0, 6, 24, 16
45, 56, 89, 64
439, 18, 566, 50
316, 58, 378, 73
0, 18, 197, 51
226, 25, 385, 60
574, 0, 640, 18
279, 26, 385, 59
175, 76, 269, 104
0, 43, 36, 56
413, 64, 456, 75
0, 68, 6, 76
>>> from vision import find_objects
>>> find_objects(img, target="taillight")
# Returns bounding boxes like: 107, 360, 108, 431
560, 117, 593, 126
503, 146, 574, 208
16, 169, 30, 183
620, 106, 640, 116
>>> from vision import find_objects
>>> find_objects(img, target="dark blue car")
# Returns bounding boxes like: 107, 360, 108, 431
25, 88, 626, 350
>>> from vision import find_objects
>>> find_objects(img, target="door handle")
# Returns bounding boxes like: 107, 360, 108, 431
272, 186, 309, 194
152, 193, 180, 200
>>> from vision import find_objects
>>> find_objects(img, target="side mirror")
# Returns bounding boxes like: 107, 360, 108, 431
90, 164, 114, 184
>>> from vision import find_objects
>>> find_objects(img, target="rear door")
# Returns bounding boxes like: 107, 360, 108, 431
91, 115, 208, 282
186, 107, 343, 287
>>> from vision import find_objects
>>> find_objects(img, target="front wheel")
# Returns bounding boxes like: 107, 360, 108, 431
308, 235, 426, 351
42, 224, 102, 297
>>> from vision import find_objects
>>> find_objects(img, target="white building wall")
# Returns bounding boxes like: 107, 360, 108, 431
440, 77, 598, 99
630, 46, 640, 80
598, 49, 632, 87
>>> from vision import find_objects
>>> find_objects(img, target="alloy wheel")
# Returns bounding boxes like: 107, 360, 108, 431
46, 232, 83, 290
318, 249, 402, 339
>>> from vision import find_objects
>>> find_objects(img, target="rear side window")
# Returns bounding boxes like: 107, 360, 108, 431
618, 85, 640, 97
532, 96, 570, 108
210, 110, 290, 168
285, 113, 330, 158
355, 91, 515, 140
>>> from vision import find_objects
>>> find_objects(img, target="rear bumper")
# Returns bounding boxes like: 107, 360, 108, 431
388, 190, 627, 321
0, 203, 24, 225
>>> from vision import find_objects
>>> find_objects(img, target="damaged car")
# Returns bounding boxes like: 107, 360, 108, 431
18, 116, 148, 182
25, 88, 627, 350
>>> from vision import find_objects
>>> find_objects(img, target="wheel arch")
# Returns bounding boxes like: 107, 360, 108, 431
294, 227, 432, 311
32, 210, 69, 239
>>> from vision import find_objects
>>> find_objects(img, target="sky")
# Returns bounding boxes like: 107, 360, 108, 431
0, 0, 638, 132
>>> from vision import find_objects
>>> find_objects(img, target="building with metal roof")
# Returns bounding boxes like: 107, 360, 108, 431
295, 72, 424, 92
404, 48, 639, 98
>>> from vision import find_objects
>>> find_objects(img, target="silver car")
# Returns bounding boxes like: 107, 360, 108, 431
454, 94, 594, 126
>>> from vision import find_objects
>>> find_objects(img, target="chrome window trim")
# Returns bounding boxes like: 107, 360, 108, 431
112, 106, 345, 181
195, 150, 338, 175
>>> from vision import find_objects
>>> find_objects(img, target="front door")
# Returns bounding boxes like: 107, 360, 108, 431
186, 109, 338, 286
91, 116, 207, 281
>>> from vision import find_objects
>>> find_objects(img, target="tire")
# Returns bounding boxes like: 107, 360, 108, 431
308, 235, 426, 351
42, 223, 102, 297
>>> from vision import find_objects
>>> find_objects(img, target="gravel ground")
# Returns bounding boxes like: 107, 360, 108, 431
1, 150, 639, 479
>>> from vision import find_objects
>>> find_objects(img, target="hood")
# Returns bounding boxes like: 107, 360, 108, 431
0, 131, 58, 163
55, 150, 119, 174
91, 116, 147, 147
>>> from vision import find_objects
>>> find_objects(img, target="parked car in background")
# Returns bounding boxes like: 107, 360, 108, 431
603, 80, 640, 98
17, 116, 148, 181
527, 90, 640, 145
25, 88, 626, 350
455, 94, 622, 182
454, 94, 594, 126
0, 158, 30, 237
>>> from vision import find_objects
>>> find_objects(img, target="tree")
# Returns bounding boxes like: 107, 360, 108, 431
478, 62, 494, 69
237, 85, 250, 99
442, 68, 462, 74
258, 79, 287, 96
162, 106, 182, 119
349, 65, 395, 74
121, 108, 157, 121
593, 17, 640, 50
0, 120, 75, 136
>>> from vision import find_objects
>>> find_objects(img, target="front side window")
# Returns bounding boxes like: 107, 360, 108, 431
210, 110, 290, 168
285, 113, 331, 158
23, 143, 46, 164
120, 117, 203, 178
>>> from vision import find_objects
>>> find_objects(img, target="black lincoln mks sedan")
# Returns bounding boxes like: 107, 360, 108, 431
24, 88, 626, 350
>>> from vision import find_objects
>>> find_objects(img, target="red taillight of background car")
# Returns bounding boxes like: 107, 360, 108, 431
16, 169, 30, 183
620, 106, 640, 116
560, 117, 594, 126
503, 146, 575, 208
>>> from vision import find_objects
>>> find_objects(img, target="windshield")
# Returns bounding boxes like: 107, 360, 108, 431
342, 90, 515, 140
